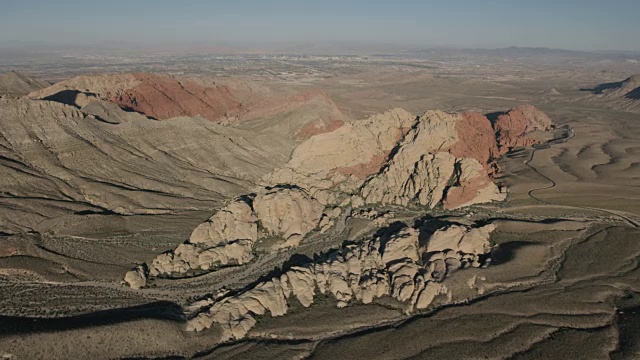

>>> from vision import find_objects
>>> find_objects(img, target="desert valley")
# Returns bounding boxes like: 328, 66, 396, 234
1, 45, 640, 359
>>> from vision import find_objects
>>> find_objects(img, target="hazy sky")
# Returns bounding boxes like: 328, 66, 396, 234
2, 0, 639, 51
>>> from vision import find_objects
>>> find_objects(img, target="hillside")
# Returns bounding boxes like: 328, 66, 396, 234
0, 71, 50, 95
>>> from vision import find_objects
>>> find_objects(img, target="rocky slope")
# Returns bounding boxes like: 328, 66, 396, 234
0, 71, 50, 96
125, 104, 553, 287
594, 74, 640, 100
270, 105, 550, 208
268, 108, 418, 202
125, 186, 326, 288
0, 97, 294, 234
27, 73, 351, 136
359, 110, 507, 210
185, 221, 496, 341
582, 75, 640, 112
28, 73, 241, 121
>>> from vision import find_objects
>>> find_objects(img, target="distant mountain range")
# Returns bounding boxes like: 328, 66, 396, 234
1, 41, 638, 58
408, 46, 640, 60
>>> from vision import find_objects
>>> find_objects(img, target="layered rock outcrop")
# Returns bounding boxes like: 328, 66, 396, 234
124, 104, 551, 288
124, 105, 550, 286
619, 75, 640, 100
268, 108, 417, 200
359, 110, 506, 209
0, 97, 291, 234
442, 158, 506, 209
449, 111, 501, 173
588, 74, 640, 100
583, 75, 640, 112
29, 73, 241, 121
189, 197, 258, 246
185, 222, 496, 340
125, 187, 325, 287
28, 74, 351, 136
270, 108, 518, 209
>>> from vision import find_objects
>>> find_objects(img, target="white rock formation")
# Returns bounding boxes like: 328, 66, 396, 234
425, 223, 495, 256
253, 187, 325, 248
359, 111, 505, 209
268, 108, 417, 200
269, 108, 507, 210
125, 187, 325, 287
124, 105, 550, 288
189, 197, 258, 246
361, 152, 457, 208
186, 222, 496, 341
123, 265, 147, 290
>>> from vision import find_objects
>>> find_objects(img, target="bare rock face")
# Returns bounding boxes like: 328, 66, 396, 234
186, 222, 496, 340
447, 112, 500, 173
189, 197, 258, 246
147, 240, 256, 278
360, 111, 505, 209
29, 73, 241, 121
356, 110, 462, 208
269, 106, 554, 210
123, 197, 258, 287
124, 187, 325, 287
361, 152, 457, 208
493, 104, 553, 151
268, 108, 417, 198
253, 187, 325, 248
424, 223, 495, 259
121, 105, 550, 288
232, 90, 350, 138
442, 158, 506, 210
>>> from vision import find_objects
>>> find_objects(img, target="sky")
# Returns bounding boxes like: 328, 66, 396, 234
1, 0, 639, 51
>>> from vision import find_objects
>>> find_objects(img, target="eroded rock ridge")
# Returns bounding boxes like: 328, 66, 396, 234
185, 221, 496, 341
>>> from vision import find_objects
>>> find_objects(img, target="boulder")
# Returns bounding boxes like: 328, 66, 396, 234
124, 265, 148, 289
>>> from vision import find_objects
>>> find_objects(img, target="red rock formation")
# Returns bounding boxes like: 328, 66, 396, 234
296, 118, 345, 140
110, 73, 241, 120
446, 111, 500, 173
29, 73, 242, 121
30, 74, 350, 132
493, 104, 552, 152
